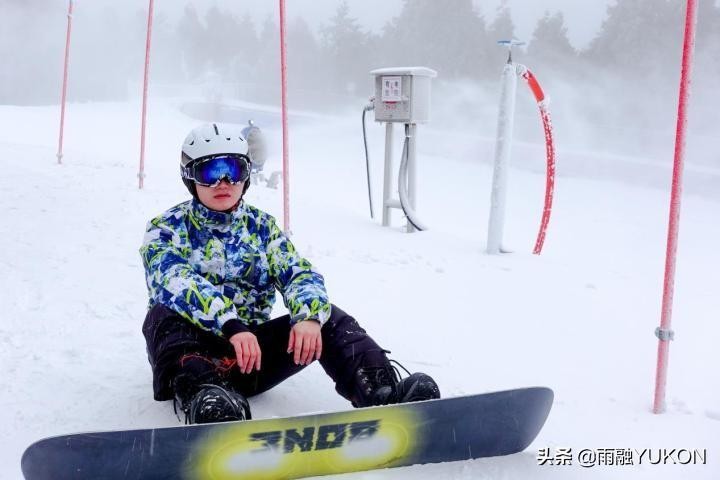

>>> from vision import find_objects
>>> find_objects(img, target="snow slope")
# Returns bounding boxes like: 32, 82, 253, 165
0, 99, 717, 479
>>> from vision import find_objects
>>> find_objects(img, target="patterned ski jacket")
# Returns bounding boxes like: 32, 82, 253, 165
140, 199, 331, 339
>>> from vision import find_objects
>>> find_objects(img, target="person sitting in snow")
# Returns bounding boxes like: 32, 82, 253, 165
139, 123, 440, 424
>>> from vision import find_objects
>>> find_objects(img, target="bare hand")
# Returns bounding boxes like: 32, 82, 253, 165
229, 332, 262, 374
287, 320, 322, 365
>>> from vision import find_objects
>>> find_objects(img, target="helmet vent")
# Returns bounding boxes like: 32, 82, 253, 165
189, 140, 195, 146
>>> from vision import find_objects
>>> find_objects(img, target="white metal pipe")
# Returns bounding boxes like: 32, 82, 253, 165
382, 122, 394, 227
385, 198, 401, 209
487, 63, 518, 254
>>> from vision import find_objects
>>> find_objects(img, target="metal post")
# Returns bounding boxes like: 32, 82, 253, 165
57, 0, 74, 165
653, 0, 698, 414
382, 122, 394, 227
279, 0, 290, 232
406, 123, 418, 233
487, 62, 517, 254
138, 0, 154, 189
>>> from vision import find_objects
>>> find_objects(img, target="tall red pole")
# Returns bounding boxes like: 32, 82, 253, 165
57, 0, 74, 164
138, 0, 155, 189
279, 0, 290, 231
653, 0, 698, 414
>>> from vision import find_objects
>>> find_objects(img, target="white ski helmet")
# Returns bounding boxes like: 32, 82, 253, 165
180, 123, 251, 198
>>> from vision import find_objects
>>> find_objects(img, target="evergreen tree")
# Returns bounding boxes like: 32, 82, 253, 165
236, 13, 260, 73
578, 0, 693, 146
526, 11, 577, 73
287, 17, 325, 98
486, 1, 515, 41
254, 15, 280, 103
381, 0, 487, 80
320, 1, 374, 96
204, 5, 243, 78
583, 0, 682, 78
486, 1, 517, 70
145, 11, 185, 84
177, 5, 207, 80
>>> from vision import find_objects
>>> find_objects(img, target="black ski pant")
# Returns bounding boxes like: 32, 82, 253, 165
142, 304, 388, 404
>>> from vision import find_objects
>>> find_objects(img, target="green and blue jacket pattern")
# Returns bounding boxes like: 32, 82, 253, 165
140, 199, 331, 339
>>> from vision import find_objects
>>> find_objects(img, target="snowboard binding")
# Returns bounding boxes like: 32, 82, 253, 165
176, 384, 251, 425
352, 359, 440, 408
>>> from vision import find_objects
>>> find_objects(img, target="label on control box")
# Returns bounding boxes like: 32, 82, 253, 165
381, 76, 402, 102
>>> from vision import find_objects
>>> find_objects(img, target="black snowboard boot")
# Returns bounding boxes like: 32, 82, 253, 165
176, 384, 251, 424
351, 360, 440, 407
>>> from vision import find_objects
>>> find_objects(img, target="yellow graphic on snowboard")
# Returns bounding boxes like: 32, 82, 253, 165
187, 407, 420, 479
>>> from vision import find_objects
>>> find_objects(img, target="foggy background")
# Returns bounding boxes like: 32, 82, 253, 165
2, 0, 719, 186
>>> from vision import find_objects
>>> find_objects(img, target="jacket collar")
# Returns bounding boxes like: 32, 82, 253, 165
190, 198, 245, 229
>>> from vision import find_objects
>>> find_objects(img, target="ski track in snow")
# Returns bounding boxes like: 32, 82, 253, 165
0, 100, 718, 479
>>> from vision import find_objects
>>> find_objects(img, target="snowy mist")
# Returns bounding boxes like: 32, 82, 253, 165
2, 0, 718, 194
1, 2, 719, 479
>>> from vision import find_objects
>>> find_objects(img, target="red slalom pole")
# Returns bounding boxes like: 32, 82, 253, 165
279, 0, 290, 231
653, 0, 698, 414
57, 0, 74, 164
138, 0, 155, 190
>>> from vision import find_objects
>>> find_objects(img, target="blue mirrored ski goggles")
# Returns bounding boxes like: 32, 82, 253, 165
183, 154, 251, 187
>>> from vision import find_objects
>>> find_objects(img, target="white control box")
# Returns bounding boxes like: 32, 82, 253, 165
370, 67, 437, 124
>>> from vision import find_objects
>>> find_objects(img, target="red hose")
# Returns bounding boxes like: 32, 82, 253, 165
520, 68, 555, 255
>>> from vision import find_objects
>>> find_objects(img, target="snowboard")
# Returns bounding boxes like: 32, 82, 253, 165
21, 387, 553, 480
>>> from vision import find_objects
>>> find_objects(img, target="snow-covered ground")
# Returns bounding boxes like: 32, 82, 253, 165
0, 99, 718, 479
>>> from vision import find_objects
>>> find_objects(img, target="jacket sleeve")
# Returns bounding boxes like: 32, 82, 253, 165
266, 217, 331, 325
140, 216, 249, 338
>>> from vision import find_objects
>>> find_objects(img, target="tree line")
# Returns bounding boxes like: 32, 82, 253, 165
2, 0, 719, 106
